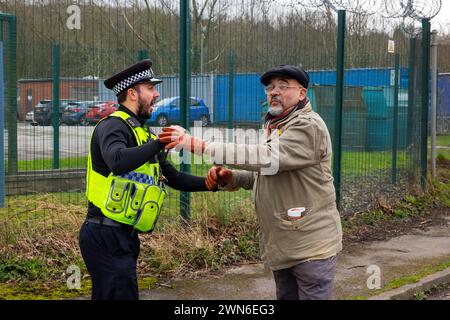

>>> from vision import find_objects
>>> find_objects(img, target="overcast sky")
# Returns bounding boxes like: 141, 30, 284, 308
432, 0, 450, 32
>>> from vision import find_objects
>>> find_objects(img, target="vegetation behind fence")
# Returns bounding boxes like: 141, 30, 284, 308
0, 0, 448, 227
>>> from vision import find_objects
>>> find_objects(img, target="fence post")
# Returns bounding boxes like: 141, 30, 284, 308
420, 19, 431, 190
392, 53, 400, 185
407, 37, 416, 150
0, 41, 5, 207
138, 49, 148, 61
333, 10, 346, 209
52, 43, 60, 169
430, 30, 438, 178
227, 49, 235, 142
0, 14, 18, 174
179, 0, 191, 223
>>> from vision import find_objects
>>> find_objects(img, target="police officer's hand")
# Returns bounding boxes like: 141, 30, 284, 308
206, 166, 232, 191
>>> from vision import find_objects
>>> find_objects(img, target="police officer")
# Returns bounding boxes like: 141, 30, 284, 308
79, 59, 216, 300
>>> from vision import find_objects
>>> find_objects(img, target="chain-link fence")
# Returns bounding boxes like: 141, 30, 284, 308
0, 0, 448, 237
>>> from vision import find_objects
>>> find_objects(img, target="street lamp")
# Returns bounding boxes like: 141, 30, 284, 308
200, 24, 206, 74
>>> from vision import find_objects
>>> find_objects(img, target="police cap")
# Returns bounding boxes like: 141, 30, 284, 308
104, 59, 163, 96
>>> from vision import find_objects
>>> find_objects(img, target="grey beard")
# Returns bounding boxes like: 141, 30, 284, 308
268, 106, 283, 116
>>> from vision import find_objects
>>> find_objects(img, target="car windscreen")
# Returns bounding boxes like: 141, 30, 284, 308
154, 97, 174, 107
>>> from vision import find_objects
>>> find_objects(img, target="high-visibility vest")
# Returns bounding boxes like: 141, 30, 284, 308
86, 110, 166, 232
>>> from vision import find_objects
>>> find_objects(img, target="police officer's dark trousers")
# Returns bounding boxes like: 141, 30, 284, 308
79, 219, 140, 300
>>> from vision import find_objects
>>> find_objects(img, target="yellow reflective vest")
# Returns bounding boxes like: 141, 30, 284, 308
86, 110, 166, 232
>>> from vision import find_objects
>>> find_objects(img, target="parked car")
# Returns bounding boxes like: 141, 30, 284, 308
26, 110, 34, 122
85, 101, 119, 125
145, 96, 210, 127
61, 101, 104, 126
33, 99, 76, 125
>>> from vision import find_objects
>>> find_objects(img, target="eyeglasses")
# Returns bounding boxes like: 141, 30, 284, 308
264, 84, 303, 94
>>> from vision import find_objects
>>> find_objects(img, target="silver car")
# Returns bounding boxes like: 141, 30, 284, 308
26, 111, 34, 122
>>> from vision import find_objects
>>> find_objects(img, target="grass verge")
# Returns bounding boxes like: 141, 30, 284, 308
0, 161, 449, 299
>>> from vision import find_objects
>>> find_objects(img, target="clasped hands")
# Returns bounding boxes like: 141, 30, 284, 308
205, 166, 233, 191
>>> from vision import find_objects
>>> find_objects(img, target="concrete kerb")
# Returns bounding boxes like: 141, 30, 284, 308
369, 267, 450, 300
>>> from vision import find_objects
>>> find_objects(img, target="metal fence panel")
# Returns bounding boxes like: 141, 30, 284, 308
0, 0, 447, 229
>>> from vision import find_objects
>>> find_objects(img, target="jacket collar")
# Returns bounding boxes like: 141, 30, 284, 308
271, 102, 312, 130
118, 104, 147, 126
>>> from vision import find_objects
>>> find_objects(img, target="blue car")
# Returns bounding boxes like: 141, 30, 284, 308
61, 101, 104, 126
146, 96, 210, 127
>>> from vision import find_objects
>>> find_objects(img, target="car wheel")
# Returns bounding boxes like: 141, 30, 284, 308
79, 116, 88, 126
156, 114, 168, 127
200, 115, 209, 127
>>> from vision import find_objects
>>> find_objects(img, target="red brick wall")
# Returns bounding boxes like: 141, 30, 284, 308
18, 80, 98, 120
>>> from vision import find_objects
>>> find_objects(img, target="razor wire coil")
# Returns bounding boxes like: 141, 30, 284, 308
268, 0, 442, 20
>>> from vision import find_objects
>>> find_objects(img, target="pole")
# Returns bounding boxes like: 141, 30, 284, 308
180, 0, 191, 223
0, 41, 5, 207
200, 25, 205, 74
420, 19, 431, 190
138, 49, 149, 61
430, 30, 438, 178
228, 49, 235, 143
407, 37, 416, 152
392, 53, 400, 185
1, 14, 17, 174
333, 10, 346, 209
52, 43, 60, 169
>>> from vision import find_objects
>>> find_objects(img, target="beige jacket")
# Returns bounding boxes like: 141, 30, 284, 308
204, 103, 342, 270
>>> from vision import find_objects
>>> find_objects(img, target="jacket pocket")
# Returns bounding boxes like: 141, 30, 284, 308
133, 185, 166, 233
105, 179, 132, 214
124, 183, 147, 220
273, 207, 313, 231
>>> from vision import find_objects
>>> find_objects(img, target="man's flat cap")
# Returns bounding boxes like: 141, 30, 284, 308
260, 65, 310, 89
104, 59, 162, 96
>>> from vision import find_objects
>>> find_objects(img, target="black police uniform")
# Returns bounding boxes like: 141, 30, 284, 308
79, 105, 209, 300
79, 60, 209, 300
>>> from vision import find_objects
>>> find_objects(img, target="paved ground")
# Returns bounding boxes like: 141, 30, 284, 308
139, 215, 450, 300
8, 122, 450, 161
9, 123, 262, 160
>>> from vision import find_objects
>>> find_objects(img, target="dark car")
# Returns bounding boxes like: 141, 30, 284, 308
145, 96, 210, 127
61, 101, 104, 126
33, 99, 76, 125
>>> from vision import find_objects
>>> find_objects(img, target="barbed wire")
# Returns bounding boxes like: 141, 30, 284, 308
268, 0, 442, 20
401, 14, 423, 37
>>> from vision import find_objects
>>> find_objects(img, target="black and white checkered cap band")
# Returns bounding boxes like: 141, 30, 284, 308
113, 68, 155, 95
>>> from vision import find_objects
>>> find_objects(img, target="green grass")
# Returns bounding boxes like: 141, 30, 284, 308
429, 134, 450, 147
382, 260, 450, 294
345, 259, 450, 300
429, 134, 450, 161
6, 157, 88, 171
0, 162, 449, 299
0, 189, 259, 299
8, 150, 410, 176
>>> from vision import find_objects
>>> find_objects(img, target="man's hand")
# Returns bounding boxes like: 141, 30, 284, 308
158, 126, 206, 154
205, 166, 233, 191
158, 126, 186, 150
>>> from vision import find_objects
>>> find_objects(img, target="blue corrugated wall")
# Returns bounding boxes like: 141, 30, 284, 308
438, 74, 450, 117
213, 73, 266, 124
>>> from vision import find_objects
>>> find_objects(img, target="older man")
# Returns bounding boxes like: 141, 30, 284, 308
159, 65, 342, 300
